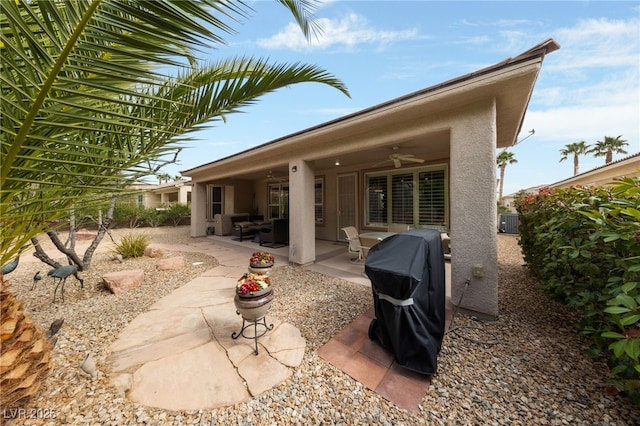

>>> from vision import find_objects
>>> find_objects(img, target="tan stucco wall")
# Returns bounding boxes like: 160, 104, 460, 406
289, 160, 316, 265
191, 182, 207, 237
449, 99, 498, 318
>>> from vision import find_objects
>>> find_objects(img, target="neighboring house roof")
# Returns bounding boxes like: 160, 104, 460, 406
130, 179, 192, 192
182, 39, 560, 179
549, 152, 640, 188
503, 184, 549, 199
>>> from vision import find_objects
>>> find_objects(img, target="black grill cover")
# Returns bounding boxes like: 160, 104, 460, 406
364, 229, 446, 375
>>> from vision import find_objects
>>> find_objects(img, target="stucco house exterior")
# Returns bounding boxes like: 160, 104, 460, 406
129, 179, 192, 210
181, 39, 560, 319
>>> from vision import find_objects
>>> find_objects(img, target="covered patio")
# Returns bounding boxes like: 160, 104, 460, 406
182, 39, 559, 319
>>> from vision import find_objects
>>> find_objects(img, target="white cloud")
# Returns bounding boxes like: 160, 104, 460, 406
546, 17, 640, 72
257, 13, 424, 51
524, 17, 639, 148
524, 103, 639, 146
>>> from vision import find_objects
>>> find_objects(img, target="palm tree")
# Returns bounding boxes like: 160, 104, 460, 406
497, 150, 518, 206
559, 141, 589, 176
157, 173, 172, 184
589, 135, 628, 164
1, 0, 349, 408
1, 0, 350, 266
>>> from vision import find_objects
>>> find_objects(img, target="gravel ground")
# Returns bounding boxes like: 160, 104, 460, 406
3, 227, 640, 425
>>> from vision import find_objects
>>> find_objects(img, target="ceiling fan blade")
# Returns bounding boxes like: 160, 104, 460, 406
402, 157, 425, 163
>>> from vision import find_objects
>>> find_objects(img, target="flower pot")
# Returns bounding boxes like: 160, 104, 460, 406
234, 287, 274, 321
248, 263, 273, 275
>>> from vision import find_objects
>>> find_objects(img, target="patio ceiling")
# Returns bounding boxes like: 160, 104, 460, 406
234, 129, 452, 182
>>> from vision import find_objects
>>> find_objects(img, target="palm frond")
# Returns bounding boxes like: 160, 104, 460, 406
1, 0, 349, 265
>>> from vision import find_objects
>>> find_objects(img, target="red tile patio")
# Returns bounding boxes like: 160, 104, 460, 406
318, 306, 453, 414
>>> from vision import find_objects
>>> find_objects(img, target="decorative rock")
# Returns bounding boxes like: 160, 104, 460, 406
102, 269, 144, 294
156, 256, 185, 271
144, 246, 164, 258
80, 353, 97, 378
6, 227, 640, 425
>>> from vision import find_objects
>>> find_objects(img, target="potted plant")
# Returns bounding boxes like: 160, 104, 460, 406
249, 251, 274, 268
236, 273, 271, 297
234, 273, 274, 321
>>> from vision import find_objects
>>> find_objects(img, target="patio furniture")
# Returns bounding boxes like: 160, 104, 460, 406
358, 231, 395, 259
231, 215, 265, 242
387, 223, 410, 233
259, 218, 289, 247
441, 232, 451, 260
341, 226, 363, 262
213, 213, 249, 236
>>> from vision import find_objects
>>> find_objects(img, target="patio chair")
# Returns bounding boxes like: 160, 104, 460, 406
441, 232, 451, 260
259, 218, 289, 247
387, 223, 410, 233
341, 226, 363, 262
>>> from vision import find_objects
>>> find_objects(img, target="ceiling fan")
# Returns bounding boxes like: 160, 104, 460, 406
386, 146, 425, 168
266, 170, 286, 182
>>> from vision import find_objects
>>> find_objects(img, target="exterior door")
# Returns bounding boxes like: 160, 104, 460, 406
337, 173, 357, 241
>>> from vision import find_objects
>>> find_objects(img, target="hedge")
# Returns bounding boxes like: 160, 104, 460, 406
515, 177, 640, 402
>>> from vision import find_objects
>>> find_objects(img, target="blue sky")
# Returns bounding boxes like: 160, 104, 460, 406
167, 0, 639, 196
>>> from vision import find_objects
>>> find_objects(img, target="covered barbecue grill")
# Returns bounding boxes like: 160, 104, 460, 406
364, 229, 446, 375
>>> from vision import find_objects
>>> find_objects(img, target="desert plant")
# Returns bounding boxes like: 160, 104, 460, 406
112, 233, 149, 259
141, 208, 165, 228
164, 204, 191, 227
1, 0, 348, 409
0, 275, 52, 407
1, 0, 349, 267
113, 202, 148, 229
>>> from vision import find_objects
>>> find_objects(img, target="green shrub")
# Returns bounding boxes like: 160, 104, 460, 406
113, 201, 147, 228
164, 203, 190, 227
139, 207, 164, 228
112, 232, 149, 258
515, 178, 640, 403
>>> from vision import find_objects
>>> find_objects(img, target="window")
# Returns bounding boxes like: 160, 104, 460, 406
366, 175, 387, 225
208, 185, 223, 219
315, 178, 324, 225
418, 169, 446, 227
365, 165, 447, 229
268, 183, 289, 220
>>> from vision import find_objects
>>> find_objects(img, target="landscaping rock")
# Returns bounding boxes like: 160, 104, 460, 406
144, 246, 164, 258
156, 256, 185, 271
102, 269, 144, 294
